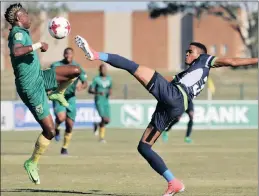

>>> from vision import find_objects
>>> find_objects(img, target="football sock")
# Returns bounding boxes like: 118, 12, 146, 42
99, 126, 105, 140
186, 119, 193, 137
98, 53, 139, 75
138, 142, 172, 180
56, 78, 77, 94
30, 134, 51, 164
63, 132, 72, 149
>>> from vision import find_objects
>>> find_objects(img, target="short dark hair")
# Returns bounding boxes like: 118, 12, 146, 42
64, 47, 73, 54
99, 63, 105, 71
5, 3, 23, 25
190, 42, 207, 54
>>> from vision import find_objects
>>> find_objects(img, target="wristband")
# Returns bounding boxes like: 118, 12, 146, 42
32, 42, 42, 51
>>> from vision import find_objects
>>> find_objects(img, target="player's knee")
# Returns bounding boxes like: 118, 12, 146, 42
103, 118, 110, 124
43, 126, 56, 139
188, 111, 194, 119
137, 141, 151, 158
56, 116, 65, 123
99, 121, 105, 127
189, 114, 194, 122
65, 127, 72, 133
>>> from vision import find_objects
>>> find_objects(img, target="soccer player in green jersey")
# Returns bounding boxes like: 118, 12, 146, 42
5, 3, 83, 185
89, 64, 112, 143
51, 47, 88, 154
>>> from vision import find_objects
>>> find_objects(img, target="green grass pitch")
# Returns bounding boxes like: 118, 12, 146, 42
1, 129, 257, 196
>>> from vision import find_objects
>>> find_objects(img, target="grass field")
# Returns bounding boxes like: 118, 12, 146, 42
1, 129, 257, 196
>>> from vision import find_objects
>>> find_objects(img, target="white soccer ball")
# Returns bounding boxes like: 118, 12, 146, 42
48, 17, 71, 39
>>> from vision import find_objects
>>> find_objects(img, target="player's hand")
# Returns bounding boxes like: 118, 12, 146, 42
76, 86, 83, 92
40, 42, 48, 52
99, 92, 105, 96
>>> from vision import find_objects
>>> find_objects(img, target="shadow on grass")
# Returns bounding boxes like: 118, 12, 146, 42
1, 188, 142, 196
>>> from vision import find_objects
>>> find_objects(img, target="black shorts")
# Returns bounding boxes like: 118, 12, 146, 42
146, 72, 188, 132
186, 100, 194, 113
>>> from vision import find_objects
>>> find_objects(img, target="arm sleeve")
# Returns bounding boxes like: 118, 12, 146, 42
199, 54, 217, 68
12, 31, 26, 45
50, 62, 57, 68
90, 77, 97, 89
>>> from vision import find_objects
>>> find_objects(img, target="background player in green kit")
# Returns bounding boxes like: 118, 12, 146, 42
51, 47, 88, 155
89, 64, 112, 143
5, 3, 83, 185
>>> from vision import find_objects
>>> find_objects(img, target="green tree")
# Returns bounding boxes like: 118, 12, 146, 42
148, 2, 258, 59
2, 2, 69, 37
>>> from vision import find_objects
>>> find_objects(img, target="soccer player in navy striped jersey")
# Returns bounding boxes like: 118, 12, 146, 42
75, 35, 258, 196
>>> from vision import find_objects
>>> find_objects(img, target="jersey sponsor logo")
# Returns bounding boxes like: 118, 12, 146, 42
35, 104, 43, 115
14, 32, 23, 41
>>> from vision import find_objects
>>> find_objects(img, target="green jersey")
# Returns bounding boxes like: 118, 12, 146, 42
91, 75, 112, 102
8, 26, 43, 92
51, 60, 87, 97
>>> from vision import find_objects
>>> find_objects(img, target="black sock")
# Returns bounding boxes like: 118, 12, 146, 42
186, 119, 193, 137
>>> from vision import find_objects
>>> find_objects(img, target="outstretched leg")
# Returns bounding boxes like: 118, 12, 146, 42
75, 36, 178, 105
75, 36, 155, 89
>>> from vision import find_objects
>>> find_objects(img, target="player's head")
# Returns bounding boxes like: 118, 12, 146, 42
63, 47, 74, 63
185, 42, 207, 65
99, 64, 107, 76
4, 3, 31, 29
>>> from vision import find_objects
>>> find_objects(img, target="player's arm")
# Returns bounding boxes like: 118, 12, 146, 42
211, 57, 258, 68
77, 65, 88, 91
108, 78, 112, 97
12, 31, 48, 57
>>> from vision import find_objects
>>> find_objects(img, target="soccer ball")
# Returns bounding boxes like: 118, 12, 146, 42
48, 17, 71, 39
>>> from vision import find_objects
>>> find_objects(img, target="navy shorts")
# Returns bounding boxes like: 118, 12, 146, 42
146, 72, 187, 132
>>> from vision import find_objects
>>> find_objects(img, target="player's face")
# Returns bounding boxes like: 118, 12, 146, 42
100, 65, 107, 76
185, 45, 200, 65
16, 9, 31, 29
64, 49, 73, 62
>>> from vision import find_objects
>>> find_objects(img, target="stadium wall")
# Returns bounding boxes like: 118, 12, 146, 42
1, 100, 257, 131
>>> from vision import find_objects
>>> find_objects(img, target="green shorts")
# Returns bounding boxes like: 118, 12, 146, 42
42, 68, 58, 91
17, 83, 50, 122
95, 101, 110, 119
53, 96, 77, 121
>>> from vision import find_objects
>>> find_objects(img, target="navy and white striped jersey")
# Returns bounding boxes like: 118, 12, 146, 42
173, 54, 217, 100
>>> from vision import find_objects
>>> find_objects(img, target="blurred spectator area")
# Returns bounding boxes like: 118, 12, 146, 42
1, 68, 257, 100
1, 6, 257, 101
